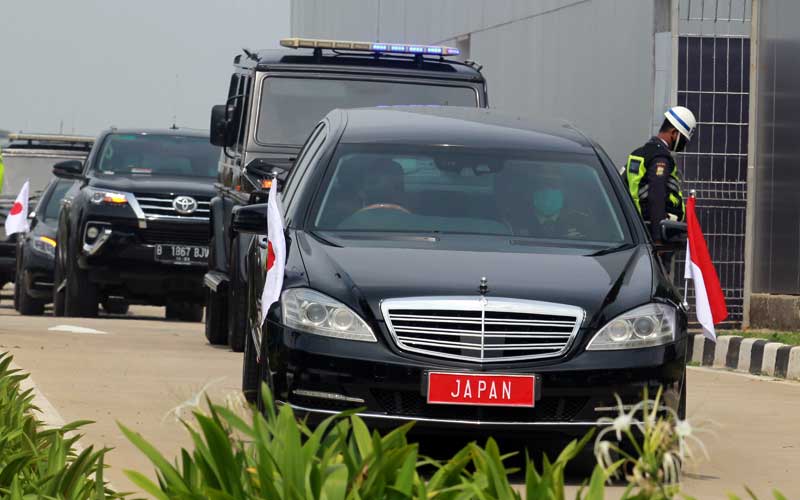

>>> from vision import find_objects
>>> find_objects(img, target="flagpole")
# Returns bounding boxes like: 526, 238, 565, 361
683, 189, 696, 309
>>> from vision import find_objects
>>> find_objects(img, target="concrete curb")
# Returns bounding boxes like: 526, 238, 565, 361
687, 333, 800, 381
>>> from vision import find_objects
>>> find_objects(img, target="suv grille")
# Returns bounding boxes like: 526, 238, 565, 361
139, 228, 209, 246
134, 192, 210, 222
381, 297, 583, 363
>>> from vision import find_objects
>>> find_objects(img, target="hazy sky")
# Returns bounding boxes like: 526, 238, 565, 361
0, 0, 290, 136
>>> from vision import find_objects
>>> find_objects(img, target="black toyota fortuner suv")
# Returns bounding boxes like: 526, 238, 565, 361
205, 37, 488, 352
52, 128, 219, 320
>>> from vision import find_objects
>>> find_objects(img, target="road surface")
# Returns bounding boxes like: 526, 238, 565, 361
0, 289, 798, 499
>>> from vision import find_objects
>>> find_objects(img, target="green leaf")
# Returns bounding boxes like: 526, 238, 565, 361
119, 423, 189, 494
124, 470, 171, 500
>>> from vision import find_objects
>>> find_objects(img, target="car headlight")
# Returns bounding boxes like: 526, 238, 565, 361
88, 188, 128, 205
281, 288, 377, 342
31, 236, 57, 257
586, 303, 677, 350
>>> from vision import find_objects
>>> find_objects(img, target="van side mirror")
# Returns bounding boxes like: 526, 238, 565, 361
656, 220, 687, 251
231, 203, 269, 234
53, 160, 84, 179
210, 104, 235, 147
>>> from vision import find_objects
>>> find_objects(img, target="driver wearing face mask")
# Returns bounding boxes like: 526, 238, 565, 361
623, 106, 696, 242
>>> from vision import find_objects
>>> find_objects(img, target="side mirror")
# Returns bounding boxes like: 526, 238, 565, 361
231, 203, 269, 234
656, 220, 687, 250
53, 160, 84, 179
210, 104, 235, 147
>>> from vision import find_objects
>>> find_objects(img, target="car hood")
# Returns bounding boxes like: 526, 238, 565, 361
297, 232, 656, 328
87, 173, 216, 197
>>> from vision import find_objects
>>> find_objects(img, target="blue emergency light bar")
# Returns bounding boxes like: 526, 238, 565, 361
280, 37, 461, 57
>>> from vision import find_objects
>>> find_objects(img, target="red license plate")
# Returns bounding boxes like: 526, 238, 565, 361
427, 372, 536, 407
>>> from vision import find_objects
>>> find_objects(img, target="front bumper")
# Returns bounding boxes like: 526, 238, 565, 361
267, 321, 687, 435
77, 218, 209, 303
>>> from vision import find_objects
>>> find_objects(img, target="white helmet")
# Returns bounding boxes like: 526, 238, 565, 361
664, 106, 697, 141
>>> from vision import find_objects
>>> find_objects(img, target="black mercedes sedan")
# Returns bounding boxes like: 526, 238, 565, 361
233, 106, 688, 435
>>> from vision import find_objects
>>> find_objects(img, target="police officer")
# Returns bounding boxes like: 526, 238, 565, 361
624, 106, 696, 241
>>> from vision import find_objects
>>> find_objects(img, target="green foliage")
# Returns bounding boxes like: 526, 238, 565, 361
0, 352, 121, 499
122, 385, 609, 500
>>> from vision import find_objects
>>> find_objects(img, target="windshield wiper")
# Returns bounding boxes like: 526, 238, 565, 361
588, 242, 637, 256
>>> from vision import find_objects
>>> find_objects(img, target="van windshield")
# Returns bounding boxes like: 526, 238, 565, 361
94, 134, 219, 178
313, 144, 630, 245
256, 78, 478, 146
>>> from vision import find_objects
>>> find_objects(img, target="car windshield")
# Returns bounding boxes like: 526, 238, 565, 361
40, 181, 73, 221
312, 144, 629, 244
94, 134, 219, 177
257, 78, 478, 146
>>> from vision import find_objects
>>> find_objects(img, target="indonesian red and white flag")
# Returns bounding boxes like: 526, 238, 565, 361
684, 196, 728, 341
260, 180, 285, 326
4, 180, 30, 236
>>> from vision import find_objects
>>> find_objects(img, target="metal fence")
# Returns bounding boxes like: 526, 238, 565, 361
673, 0, 752, 327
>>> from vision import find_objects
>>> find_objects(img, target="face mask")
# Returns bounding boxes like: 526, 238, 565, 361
673, 133, 688, 152
533, 188, 564, 217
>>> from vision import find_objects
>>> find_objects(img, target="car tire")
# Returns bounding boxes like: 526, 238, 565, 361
242, 324, 260, 403
52, 248, 66, 317
678, 374, 687, 420
166, 300, 203, 322
16, 276, 45, 316
102, 298, 129, 315
227, 236, 248, 353
64, 245, 98, 318
204, 288, 228, 344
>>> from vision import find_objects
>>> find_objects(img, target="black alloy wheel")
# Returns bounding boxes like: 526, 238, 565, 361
227, 235, 248, 352
63, 242, 98, 317
15, 275, 44, 316
52, 245, 66, 316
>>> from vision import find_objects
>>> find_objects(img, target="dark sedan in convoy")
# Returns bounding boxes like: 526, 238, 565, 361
14, 178, 73, 315
233, 107, 689, 435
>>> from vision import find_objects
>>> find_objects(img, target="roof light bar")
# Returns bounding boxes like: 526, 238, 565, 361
280, 38, 460, 57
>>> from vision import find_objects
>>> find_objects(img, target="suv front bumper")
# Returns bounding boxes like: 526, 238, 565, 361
77, 219, 209, 304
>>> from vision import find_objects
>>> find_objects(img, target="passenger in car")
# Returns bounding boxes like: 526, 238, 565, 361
525, 167, 591, 239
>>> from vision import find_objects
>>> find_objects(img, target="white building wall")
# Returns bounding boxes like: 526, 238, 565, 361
291, 0, 661, 166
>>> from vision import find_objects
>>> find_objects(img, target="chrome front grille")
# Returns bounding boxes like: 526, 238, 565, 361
133, 192, 210, 221
381, 297, 584, 363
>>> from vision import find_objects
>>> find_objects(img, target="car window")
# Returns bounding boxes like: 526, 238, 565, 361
257, 77, 478, 146
282, 124, 327, 211
40, 181, 72, 221
93, 134, 220, 177
313, 144, 629, 244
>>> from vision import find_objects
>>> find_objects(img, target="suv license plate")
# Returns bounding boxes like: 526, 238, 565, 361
154, 244, 209, 265
427, 372, 535, 407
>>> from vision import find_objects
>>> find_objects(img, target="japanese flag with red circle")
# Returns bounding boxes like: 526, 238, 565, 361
260, 180, 285, 326
4, 180, 30, 236
684, 196, 728, 341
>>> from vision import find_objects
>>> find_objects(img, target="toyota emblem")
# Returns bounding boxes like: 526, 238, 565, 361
172, 195, 197, 215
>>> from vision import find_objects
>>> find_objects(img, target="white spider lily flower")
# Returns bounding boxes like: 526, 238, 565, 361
597, 395, 638, 441
662, 451, 681, 485
594, 440, 616, 470
675, 417, 711, 461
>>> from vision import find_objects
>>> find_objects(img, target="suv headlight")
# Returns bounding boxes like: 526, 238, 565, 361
281, 288, 377, 342
87, 188, 128, 205
586, 303, 677, 350
31, 236, 57, 257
